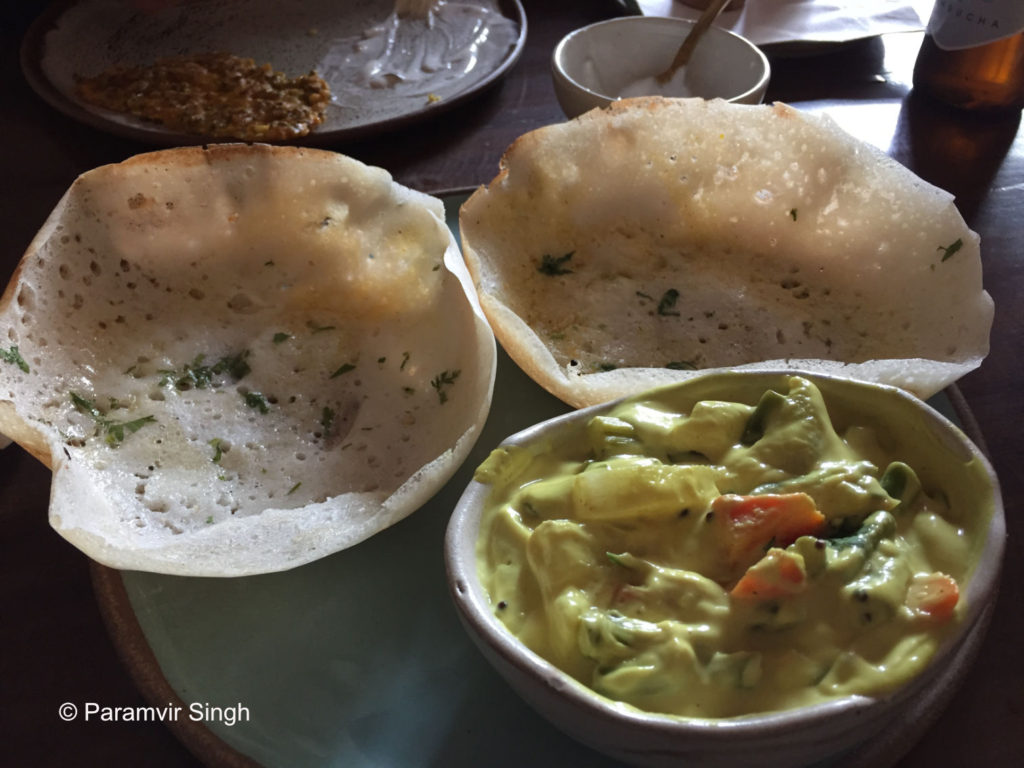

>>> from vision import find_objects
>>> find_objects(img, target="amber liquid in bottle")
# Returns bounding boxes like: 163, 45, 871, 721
913, 1, 1024, 111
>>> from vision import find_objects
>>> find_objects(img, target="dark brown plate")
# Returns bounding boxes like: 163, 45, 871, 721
20, 0, 527, 146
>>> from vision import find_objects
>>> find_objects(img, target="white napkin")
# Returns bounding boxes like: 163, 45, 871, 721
634, 1, 929, 46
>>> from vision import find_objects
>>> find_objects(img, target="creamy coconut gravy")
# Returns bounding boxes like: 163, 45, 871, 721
474, 376, 985, 718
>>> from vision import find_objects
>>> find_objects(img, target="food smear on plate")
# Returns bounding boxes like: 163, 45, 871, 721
475, 375, 981, 718
74, 52, 331, 140
326, 0, 519, 96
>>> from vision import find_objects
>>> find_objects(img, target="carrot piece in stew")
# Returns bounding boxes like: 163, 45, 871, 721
712, 492, 826, 569
731, 548, 807, 599
906, 572, 959, 623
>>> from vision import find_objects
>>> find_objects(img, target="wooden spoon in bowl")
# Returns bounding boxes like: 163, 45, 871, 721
656, 0, 733, 85
395, 0, 441, 19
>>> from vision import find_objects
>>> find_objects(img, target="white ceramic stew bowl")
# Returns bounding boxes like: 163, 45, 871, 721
445, 371, 1004, 768
551, 16, 770, 119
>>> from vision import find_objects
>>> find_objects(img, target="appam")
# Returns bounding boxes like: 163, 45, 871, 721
459, 97, 993, 407
0, 144, 495, 576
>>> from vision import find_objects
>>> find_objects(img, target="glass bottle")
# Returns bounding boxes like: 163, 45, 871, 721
913, 0, 1024, 110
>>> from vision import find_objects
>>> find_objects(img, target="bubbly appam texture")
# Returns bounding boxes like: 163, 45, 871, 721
0, 144, 495, 575
459, 98, 992, 407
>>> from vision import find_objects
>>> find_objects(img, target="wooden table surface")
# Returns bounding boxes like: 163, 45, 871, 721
2, 1, 1021, 766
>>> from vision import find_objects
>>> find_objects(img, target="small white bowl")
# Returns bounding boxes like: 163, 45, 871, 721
445, 371, 1004, 767
552, 16, 770, 119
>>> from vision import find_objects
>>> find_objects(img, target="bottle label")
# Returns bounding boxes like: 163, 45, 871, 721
928, 0, 1024, 50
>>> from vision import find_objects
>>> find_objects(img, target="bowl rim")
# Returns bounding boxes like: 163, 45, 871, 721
444, 368, 1006, 737
551, 15, 771, 106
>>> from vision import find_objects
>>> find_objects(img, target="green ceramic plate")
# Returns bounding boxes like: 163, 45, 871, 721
95, 190, 971, 767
